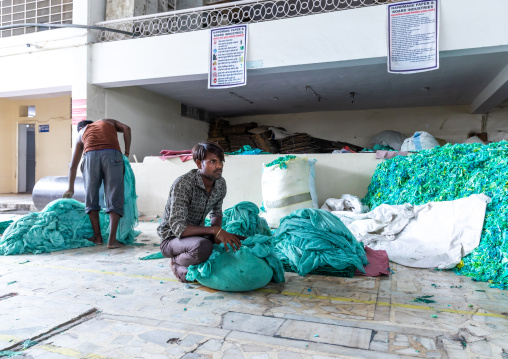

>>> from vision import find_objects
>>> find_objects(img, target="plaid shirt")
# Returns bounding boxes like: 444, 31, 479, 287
157, 169, 226, 239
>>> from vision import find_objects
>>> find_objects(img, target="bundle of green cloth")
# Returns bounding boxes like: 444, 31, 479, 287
272, 208, 368, 277
0, 155, 139, 255
187, 201, 369, 290
186, 201, 284, 291
363, 142, 508, 289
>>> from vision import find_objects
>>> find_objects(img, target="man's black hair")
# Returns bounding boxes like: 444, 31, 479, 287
192, 141, 225, 163
77, 120, 93, 132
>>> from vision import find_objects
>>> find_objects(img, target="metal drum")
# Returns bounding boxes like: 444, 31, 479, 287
32, 176, 104, 211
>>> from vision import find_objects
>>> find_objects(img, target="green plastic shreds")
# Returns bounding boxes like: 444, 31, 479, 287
265, 155, 298, 169
222, 201, 272, 237
186, 234, 285, 291
363, 142, 508, 289
0, 156, 139, 255
413, 295, 436, 303
0, 220, 13, 235
139, 252, 165, 260
273, 209, 368, 277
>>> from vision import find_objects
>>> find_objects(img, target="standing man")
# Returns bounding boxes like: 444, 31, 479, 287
158, 141, 245, 282
63, 119, 131, 249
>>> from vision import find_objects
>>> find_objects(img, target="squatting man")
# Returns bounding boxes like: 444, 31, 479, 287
157, 141, 246, 282
63, 119, 131, 249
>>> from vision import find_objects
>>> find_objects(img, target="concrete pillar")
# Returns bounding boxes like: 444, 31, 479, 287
106, 0, 174, 21
71, 0, 107, 146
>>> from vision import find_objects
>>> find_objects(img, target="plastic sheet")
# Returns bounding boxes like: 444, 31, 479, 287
0, 156, 139, 255
273, 208, 368, 276
363, 142, 508, 288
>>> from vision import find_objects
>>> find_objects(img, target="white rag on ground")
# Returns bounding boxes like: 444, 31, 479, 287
328, 194, 490, 269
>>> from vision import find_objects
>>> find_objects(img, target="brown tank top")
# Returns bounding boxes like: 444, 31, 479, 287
82, 121, 122, 154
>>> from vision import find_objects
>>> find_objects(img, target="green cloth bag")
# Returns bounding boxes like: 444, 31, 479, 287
186, 234, 285, 291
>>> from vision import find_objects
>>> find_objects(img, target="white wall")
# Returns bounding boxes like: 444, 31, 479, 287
227, 105, 490, 147
92, 0, 508, 86
104, 87, 209, 160
132, 153, 380, 216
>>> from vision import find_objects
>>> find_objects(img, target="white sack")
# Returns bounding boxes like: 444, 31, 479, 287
401, 131, 440, 151
369, 130, 407, 151
321, 194, 368, 214
331, 194, 490, 269
262, 157, 318, 228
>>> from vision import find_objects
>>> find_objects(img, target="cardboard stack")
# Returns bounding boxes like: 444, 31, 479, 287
207, 118, 230, 152
222, 122, 257, 152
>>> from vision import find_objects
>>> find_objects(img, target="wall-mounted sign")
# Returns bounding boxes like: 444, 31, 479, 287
39, 125, 49, 133
388, 0, 439, 74
71, 98, 87, 125
209, 25, 247, 89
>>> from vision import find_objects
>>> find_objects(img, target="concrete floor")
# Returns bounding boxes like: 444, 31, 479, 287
1, 216, 508, 359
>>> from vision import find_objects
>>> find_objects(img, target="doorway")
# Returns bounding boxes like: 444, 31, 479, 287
18, 124, 36, 193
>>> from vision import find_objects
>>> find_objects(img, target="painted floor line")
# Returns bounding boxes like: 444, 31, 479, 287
9, 261, 508, 319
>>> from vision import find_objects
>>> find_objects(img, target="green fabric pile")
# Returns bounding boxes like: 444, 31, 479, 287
186, 201, 284, 291
186, 234, 285, 291
273, 208, 368, 277
0, 156, 139, 255
222, 201, 272, 237
225, 145, 269, 155
0, 220, 13, 235
363, 142, 508, 289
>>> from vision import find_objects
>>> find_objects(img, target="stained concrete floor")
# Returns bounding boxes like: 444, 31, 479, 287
1, 217, 508, 359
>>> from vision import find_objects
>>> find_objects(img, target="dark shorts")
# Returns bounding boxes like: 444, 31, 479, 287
81, 149, 124, 216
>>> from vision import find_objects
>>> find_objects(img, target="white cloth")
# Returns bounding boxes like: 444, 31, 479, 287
320, 194, 368, 214
330, 194, 490, 269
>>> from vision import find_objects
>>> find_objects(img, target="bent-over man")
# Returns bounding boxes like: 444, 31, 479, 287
157, 141, 245, 282
63, 119, 131, 249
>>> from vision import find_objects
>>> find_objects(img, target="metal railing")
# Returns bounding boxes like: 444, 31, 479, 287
0, 0, 73, 38
96, 0, 401, 42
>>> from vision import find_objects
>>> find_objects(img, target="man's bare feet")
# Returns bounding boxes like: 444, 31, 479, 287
107, 238, 124, 249
89, 235, 104, 245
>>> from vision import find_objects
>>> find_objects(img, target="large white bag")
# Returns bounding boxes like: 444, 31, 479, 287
262, 156, 317, 228
401, 131, 440, 151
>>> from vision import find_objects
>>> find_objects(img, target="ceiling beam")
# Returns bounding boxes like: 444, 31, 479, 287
471, 63, 508, 114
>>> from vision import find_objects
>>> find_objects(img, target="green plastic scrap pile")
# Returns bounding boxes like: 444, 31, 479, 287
363, 142, 508, 289
273, 208, 368, 277
187, 201, 283, 291
0, 156, 139, 255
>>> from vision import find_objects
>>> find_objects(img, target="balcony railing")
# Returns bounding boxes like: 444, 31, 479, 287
96, 0, 402, 42
1, 0, 73, 38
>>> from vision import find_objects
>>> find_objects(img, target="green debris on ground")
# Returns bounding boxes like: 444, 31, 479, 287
413, 295, 436, 303
139, 252, 164, 260
21, 340, 37, 349
363, 142, 508, 289
0, 350, 22, 357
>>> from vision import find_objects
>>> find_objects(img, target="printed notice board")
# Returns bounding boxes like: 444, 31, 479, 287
209, 25, 247, 89
388, 0, 439, 74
